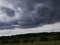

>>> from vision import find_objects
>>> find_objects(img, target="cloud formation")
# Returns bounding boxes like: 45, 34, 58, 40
0, 0, 60, 29
0, 22, 60, 36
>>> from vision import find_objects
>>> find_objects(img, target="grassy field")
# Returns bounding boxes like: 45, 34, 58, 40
0, 41, 60, 45
0, 32, 60, 45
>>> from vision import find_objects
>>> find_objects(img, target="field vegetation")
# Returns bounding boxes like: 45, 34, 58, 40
0, 32, 60, 45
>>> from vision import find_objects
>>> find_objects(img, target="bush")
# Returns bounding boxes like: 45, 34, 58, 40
40, 36, 49, 41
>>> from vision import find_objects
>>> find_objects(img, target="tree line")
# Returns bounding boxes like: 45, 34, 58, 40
0, 32, 60, 43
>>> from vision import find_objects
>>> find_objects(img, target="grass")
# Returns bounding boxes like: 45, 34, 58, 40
0, 32, 60, 45
0, 41, 60, 45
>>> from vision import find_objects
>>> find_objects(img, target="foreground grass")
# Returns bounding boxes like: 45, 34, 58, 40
0, 41, 60, 45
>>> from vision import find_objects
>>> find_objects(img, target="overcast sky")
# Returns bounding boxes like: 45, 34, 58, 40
0, 22, 60, 36
0, 0, 60, 36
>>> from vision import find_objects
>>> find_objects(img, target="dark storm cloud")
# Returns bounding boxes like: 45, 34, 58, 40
0, 0, 60, 29
1, 7, 15, 17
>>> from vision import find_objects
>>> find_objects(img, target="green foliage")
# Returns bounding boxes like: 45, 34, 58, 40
0, 32, 60, 44
40, 36, 49, 41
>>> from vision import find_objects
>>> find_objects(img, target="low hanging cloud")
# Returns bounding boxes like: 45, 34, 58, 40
0, 0, 60, 29
0, 22, 60, 36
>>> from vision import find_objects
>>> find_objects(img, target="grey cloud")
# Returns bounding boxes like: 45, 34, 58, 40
0, 0, 60, 29
1, 7, 15, 17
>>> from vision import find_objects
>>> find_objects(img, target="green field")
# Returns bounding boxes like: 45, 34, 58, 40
0, 41, 60, 45
0, 32, 60, 45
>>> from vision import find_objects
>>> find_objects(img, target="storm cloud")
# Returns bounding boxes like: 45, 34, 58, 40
0, 0, 60, 29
